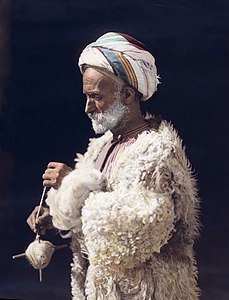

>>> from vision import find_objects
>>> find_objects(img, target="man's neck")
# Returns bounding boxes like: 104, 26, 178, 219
111, 113, 147, 138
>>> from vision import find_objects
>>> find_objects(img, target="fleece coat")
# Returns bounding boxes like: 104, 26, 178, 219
46, 117, 200, 300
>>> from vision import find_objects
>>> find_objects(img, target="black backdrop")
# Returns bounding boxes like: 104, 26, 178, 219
0, 1, 228, 299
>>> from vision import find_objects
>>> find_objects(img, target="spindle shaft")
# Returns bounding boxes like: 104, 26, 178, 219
12, 253, 26, 259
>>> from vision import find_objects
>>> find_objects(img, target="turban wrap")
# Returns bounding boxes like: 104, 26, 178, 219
78, 32, 160, 101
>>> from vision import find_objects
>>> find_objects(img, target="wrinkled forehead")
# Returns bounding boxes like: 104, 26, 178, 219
83, 67, 116, 92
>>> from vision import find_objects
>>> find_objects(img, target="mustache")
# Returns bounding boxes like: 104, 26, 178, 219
87, 112, 106, 121
87, 112, 99, 120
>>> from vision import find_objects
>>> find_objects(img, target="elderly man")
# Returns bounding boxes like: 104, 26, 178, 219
27, 32, 200, 299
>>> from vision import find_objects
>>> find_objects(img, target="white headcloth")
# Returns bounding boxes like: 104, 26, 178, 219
78, 32, 160, 101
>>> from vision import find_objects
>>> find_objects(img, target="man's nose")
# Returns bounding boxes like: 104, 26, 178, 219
85, 97, 95, 114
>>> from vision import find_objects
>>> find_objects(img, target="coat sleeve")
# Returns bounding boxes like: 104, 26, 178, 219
82, 188, 175, 269
45, 168, 104, 232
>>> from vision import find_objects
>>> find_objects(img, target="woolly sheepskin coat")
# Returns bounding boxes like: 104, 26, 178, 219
46, 117, 200, 300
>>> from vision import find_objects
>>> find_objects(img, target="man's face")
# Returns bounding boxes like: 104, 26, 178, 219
83, 68, 128, 134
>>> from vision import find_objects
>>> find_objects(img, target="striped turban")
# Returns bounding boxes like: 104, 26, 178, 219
78, 32, 160, 101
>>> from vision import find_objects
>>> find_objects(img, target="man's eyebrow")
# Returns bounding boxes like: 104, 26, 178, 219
83, 91, 102, 96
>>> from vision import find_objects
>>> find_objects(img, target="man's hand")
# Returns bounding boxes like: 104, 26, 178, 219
27, 206, 53, 235
42, 162, 72, 189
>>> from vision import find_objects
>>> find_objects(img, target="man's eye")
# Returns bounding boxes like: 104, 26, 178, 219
86, 93, 102, 101
92, 94, 102, 101
95, 95, 102, 100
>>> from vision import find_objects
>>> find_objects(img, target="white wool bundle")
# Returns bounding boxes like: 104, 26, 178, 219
46, 168, 104, 232
25, 239, 55, 270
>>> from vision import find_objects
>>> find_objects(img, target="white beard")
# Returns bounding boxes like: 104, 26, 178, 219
87, 91, 129, 134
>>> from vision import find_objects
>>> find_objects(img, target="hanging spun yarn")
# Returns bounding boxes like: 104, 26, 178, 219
25, 239, 55, 270
13, 239, 67, 281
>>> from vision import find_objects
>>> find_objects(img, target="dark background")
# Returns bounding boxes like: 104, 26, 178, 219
0, 0, 228, 299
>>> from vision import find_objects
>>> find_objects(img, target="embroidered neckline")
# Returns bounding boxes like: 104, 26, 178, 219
112, 122, 150, 143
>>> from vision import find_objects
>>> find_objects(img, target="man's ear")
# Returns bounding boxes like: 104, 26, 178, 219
122, 86, 136, 105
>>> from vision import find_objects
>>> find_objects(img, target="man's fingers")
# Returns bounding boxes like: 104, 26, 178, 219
47, 162, 64, 169
42, 162, 72, 188
27, 206, 52, 235
37, 209, 53, 230
26, 206, 40, 230
47, 162, 59, 169
42, 169, 58, 187
27, 215, 35, 231
43, 178, 57, 187
46, 162, 72, 174
37, 210, 50, 222
27, 206, 44, 228
42, 169, 58, 179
